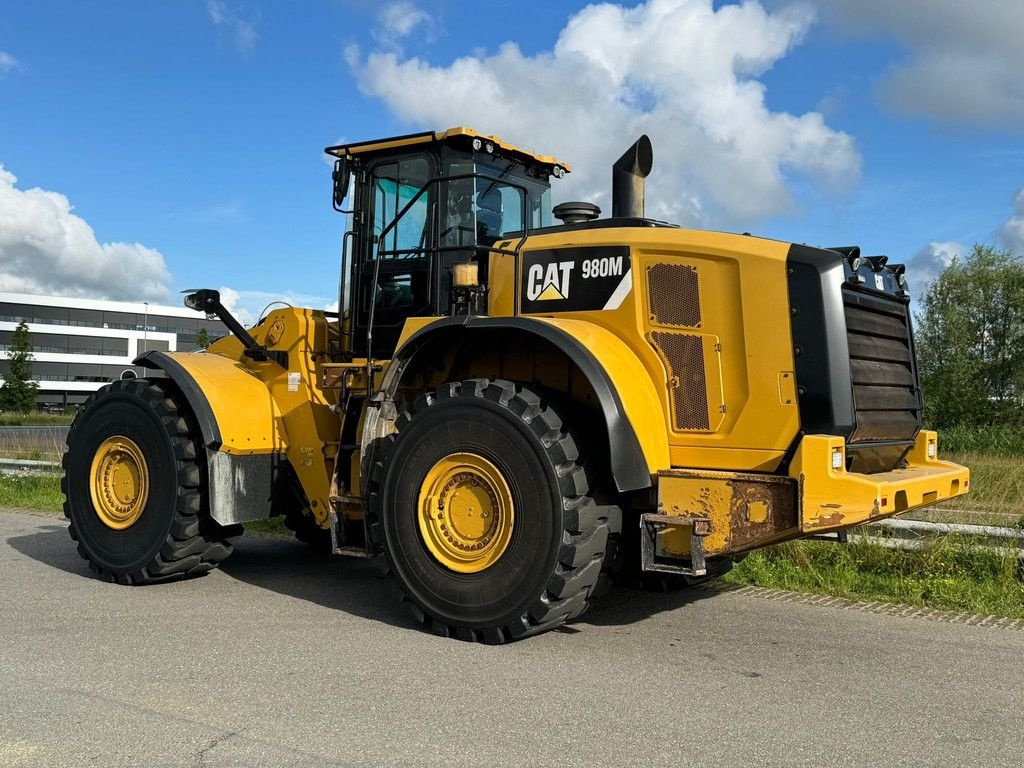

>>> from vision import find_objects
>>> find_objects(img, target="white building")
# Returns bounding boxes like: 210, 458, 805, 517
0, 291, 227, 408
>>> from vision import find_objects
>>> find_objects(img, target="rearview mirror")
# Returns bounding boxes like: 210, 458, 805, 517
332, 157, 352, 210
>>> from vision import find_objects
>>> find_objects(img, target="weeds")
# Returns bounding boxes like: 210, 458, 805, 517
0, 473, 64, 512
938, 424, 1024, 456
0, 413, 75, 427
906, 451, 1024, 527
3, 447, 1023, 618
726, 536, 1024, 619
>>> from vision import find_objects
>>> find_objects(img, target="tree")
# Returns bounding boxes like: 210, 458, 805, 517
915, 244, 1024, 428
0, 320, 40, 413
195, 328, 212, 350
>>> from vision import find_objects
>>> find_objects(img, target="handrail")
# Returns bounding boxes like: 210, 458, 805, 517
338, 228, 356, 350
365, 171, 532, 397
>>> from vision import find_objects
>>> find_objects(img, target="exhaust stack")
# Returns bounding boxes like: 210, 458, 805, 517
612, 135, 653, 219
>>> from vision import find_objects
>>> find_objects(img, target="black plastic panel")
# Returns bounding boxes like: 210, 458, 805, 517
786, 245, 855, 437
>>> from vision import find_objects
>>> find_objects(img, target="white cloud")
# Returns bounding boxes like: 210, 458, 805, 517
0, 51, 20, 76
351, 0, 859, 228
1000, 187, 1024, 254
819, 0, 1024, 128
218, 286, 337, 327
207, 1, 259, 52
375, 1, 433, 44
906, 240, 966, 295
0, 164, 171, 302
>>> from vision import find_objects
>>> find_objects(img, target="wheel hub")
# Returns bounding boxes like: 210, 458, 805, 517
418, 452, 514, 573
89, 436, 149, 530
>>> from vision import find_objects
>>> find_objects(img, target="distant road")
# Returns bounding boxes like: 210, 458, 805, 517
1, 509, 1022, 768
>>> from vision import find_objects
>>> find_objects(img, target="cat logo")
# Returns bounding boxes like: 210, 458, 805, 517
526, 262, 574, 301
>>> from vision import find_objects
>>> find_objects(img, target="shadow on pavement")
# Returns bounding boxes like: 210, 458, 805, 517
8, 521, 724, 635
220, 534, 422, 634
7, 522, 94, 579
579, 582, 721, 629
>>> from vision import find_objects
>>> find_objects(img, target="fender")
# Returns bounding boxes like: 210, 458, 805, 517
135, 350, 282, 525
371, 316, 670, 492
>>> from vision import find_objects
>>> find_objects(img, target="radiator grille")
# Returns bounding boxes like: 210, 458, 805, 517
843, 289, 921, 443
648, 263, 701, 327
650, 331, 710, 431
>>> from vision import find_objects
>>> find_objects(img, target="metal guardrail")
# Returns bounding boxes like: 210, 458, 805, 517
0, 458, 61, 475
814, 517, 1024, 556
1, 452, 1020, 557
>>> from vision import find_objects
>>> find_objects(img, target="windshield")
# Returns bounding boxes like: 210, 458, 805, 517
442, 158, 553, 248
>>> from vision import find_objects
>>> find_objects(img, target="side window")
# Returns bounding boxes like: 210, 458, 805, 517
371, 157, 430, 259
443, 171, 527, 248
476, 184, 526, 244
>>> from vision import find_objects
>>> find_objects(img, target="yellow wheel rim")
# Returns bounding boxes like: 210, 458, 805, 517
418, 452, 515, 573
89, 436, 150, 530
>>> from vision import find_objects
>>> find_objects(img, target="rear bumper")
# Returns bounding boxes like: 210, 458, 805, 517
789, 430, 970, 533
649, 430, 969, 568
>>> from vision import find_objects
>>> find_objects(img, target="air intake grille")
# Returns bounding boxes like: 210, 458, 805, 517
843, 289, 921, 443
650, 331, 710, 431
648, 263, 701, 327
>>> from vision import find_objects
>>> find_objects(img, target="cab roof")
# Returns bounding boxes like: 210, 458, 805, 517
324, 127, 571, 173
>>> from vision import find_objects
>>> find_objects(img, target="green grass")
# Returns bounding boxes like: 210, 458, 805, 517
0, 412, 75, 426
0, 473, 63, 512
937, 424, 1024, 456
906, 451, 1024, 527
725, 536, 1024, 619
0, 473, 296, 537
243, 517, 292, 537
2, 450, 1022, 618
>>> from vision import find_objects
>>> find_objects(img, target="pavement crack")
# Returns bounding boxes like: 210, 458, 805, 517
194, 728, 245, 767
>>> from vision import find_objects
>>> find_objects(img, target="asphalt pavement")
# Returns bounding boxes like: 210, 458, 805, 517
2, 509, 1022, 768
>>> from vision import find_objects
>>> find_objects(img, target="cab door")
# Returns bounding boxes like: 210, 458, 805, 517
351, 153, 436, 358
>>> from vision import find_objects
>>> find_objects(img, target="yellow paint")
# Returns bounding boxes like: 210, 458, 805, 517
777, 371, 797, 405
532, 317, 671, 477
487, 250, 517, 316
89, 435, 149, 530
417, 452, 515, 573
536, 283, 565, 300
791, 430, 970, 533
518, 226, 800, 473
657, 469, 796, 555
163, 307, 342, 526
325, 126, 569, 171
393, 316, 445, 351
747, 500, 769, 524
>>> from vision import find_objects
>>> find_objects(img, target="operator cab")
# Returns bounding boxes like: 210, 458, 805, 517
326, 128, 568, 357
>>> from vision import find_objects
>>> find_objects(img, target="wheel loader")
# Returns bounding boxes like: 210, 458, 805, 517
62, 127, 970, 643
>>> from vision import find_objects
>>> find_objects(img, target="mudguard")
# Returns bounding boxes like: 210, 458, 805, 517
136, 308, 337, 528
371, 316, 671, 492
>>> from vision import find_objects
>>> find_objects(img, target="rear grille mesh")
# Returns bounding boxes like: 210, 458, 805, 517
648, 263, 701, 327
650, 331, 710, 431
843, 289, 921, 443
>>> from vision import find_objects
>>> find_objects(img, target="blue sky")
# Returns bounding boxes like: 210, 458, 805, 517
1, 0, 1022, 319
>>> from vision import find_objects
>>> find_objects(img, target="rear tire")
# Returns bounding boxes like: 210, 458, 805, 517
62, 379, 241, 584
366, 379, 614, 643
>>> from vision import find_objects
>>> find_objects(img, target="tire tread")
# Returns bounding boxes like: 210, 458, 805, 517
63, 379, 241, 584
365, 378, 617, 644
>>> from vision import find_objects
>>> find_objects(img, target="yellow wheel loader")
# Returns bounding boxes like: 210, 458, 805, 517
62, 127, 970, 642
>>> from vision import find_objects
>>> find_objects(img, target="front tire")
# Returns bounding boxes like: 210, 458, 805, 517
366, 379, 613, 643
62, 379, 241, 584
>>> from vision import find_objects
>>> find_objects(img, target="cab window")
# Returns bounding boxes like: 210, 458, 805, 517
371, 156, 431, 259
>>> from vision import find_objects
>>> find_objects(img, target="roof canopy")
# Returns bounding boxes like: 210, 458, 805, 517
324, 127, 570, 173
